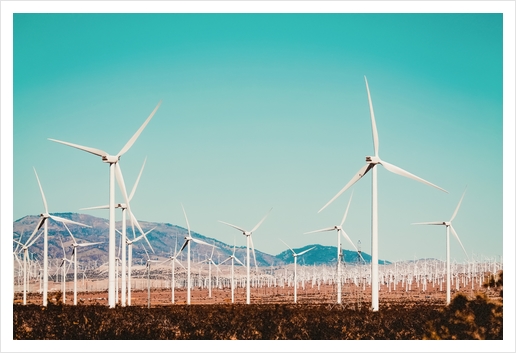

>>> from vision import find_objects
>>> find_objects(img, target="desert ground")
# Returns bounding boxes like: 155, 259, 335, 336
13, 277, 501, 307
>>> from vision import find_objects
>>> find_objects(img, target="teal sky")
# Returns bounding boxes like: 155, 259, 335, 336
9, 13, 505, 264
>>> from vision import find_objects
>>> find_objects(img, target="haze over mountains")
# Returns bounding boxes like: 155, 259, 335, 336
13, 213, 390, 266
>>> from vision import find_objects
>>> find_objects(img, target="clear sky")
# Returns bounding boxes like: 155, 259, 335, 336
6, 9, 509, 265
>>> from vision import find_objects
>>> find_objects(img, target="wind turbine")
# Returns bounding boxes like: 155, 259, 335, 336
306, 191, 363, 304
280, 240, 315, 303
200, 244, 219, 298
412, 188, 469, 305
81, 157, 149, 307
13, 230, 44, 305
28, 168, 91, 306
178, 204, 212, 305
62, 223, 102, 305
219, 208, 272, 304
219, 239, 245, 303
161, 241, 186, 304
317, 77, 447, 311
49, 101, 161, 308
58, 237, 73, 304
125, 226, 156, 306
142, 245, 160, 309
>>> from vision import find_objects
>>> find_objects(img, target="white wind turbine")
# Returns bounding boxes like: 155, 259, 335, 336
200, 244, 219, 298
219, 240, 245, 303
29, 168, 91, 306
318, 77, 447, 311
81, 157, 150, 307
125, 226, 156, 306
219, 208, 272, 304
307, 192, 363, 304
279, 240, 315, 304
58, 237, 73, 304
13, 230, 44, 305
178, 204, 213, 305
412, 188, 469, 305
49, 101, 161, 308
62, 223, 102, 305
161, 241, 186, 304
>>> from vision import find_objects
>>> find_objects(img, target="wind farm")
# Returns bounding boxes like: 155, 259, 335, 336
6, 9, 509, 345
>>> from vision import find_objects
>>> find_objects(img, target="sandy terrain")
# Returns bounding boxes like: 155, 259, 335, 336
13, 279, 501, 307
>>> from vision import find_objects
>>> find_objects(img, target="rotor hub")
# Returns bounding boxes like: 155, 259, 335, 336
366, 156, 380, 164
102, 155, 119, 164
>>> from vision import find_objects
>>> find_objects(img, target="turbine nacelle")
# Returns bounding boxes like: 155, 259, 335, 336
366, 156, 380, 164
102, 155, 120, 164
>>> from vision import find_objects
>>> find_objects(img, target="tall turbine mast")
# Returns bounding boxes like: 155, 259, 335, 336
318, 77, 447, 311
49, 101, 161, 308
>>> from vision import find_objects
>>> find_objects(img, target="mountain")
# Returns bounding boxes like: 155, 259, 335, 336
13, 213, 388, 267
275, 244, 390, 266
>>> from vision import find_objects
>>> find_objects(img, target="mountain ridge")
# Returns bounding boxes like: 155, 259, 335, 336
13, 213, 390, 266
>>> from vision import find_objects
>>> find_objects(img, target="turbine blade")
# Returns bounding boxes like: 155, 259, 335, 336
117, 101, 162, 157
115, 163, 131, 212
280, 239, 295, 255
250, 208, 272, 233
60, 237, 66, 255
25, 217, 45, 246
13, 232, 23, 253
380, 159, 448, 193
14, 253, 22, 267
49, 215, 91, 228
219, 257, 230, 265
318, 164, 373, 213
33, 168, 48, 214
77, 242, 103, 247
341, 230, 359, 253
341, 230, 366, 262
191, 237, 212, 247
364, 76, 379, 156
450, 187, 467, 222
218, 220, 246, 234
249, 235, 259, 271
234, 256, 245, 267
129, 157, 147, 202
80, 205, 109, 210
450, 225, 469, 259
181, 204, 192, 238
304, 226, 335, 234
48, 138, 107, 158
340, 190, 354, 227
175, 258, 186, 270
411, 221, 445, 226
62, 223, 77, 245
179, 240, 189, 253
297, 246, 316, 257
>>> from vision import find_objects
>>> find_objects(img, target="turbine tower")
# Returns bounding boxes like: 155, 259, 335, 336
219, 239, 245, 303
29, 168, 90, 306
62, 223, 102, 305
178, 204, 212, 305
81, 157, 150, 307
280, 240, 315, 303
318, 77, 447, 311
219, 208, 272, 304
412, 187, 469, 305
49, 101, 161, 308
306, 191, 363, 304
